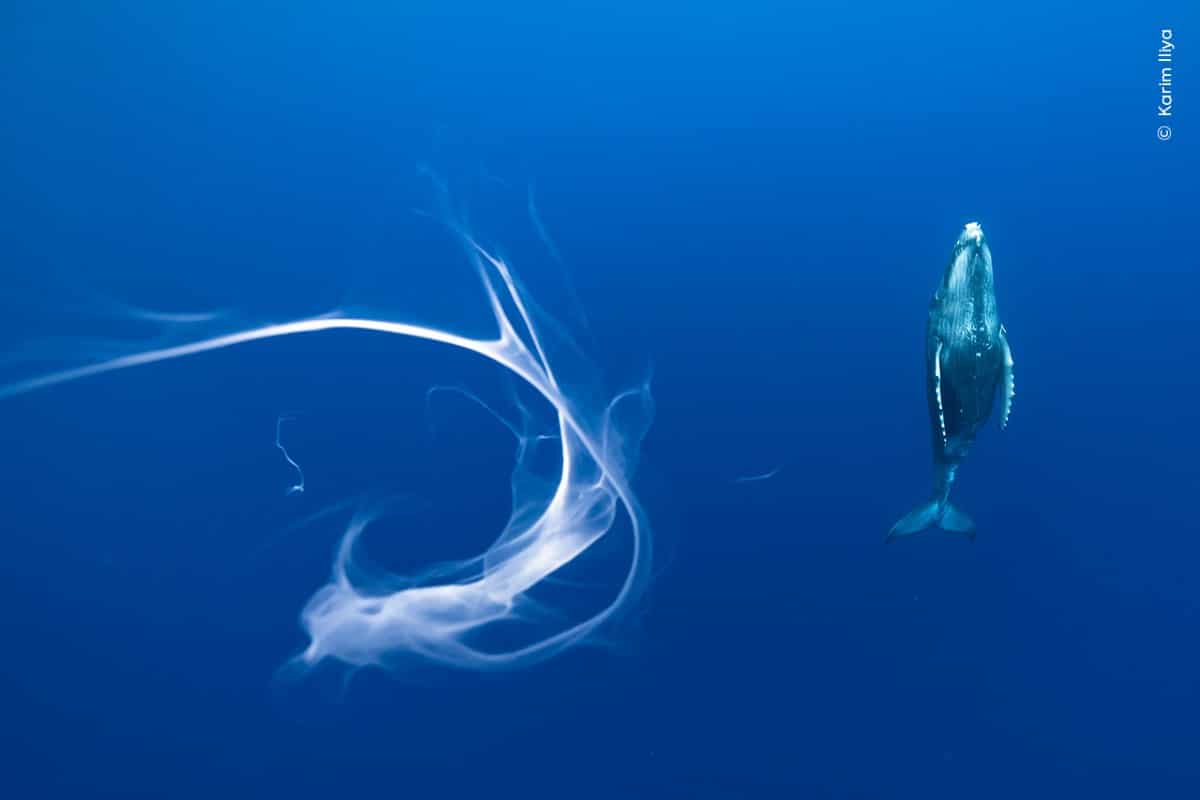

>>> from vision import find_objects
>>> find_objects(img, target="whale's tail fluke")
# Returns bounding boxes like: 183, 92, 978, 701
887, 498, 976, 542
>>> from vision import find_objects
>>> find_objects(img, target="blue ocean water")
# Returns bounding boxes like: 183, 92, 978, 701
1, 1, 1197, 797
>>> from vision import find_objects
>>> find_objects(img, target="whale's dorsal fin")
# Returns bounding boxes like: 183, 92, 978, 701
933, 339, 947, 446
999, 325, 1015, 430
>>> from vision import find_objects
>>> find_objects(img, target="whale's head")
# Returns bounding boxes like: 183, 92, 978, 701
945, 221, 993, 294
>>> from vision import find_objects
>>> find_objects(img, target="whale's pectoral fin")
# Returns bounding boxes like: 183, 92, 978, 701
999, 325, 1015, 430
933, 339, 947, 446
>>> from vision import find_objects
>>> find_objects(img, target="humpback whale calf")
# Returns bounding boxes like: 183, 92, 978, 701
889, 222, 1015, 541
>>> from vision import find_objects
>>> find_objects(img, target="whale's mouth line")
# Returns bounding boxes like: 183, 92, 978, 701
952, 223, 991, 271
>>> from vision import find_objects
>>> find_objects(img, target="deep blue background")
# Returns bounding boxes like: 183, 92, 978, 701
1, 1, 1197, 797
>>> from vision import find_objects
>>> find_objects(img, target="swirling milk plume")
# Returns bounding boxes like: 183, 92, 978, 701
0, 211, 653, 672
